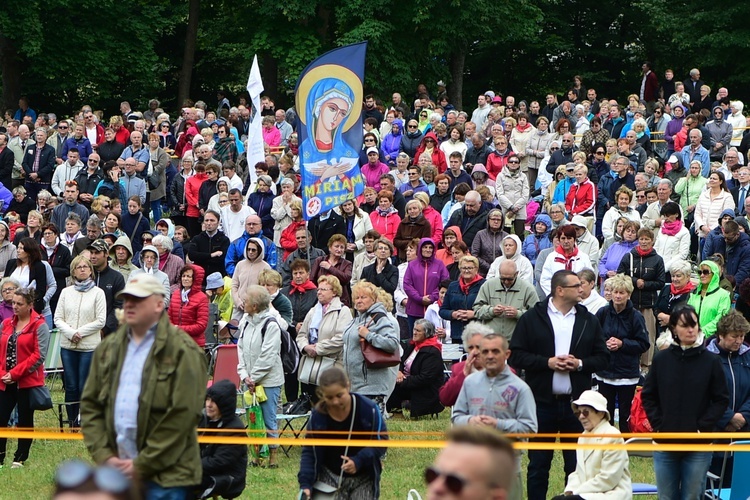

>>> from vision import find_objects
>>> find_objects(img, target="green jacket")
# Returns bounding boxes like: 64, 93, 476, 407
81, 313, 208, 487
687, 260, 732, 339
473, 277, 539, 340
674, 174, 707, 212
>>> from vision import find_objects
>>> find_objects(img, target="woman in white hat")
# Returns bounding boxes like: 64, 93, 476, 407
551, 390, 632, 500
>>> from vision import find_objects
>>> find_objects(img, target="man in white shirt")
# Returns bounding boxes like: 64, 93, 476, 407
470, 95, 491, 131
51, 148, 84, 196
220, 188, 255, 241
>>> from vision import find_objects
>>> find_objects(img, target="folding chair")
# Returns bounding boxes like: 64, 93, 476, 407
625, 437, 658, 496
208, 344, 241, 389
705, 440, 750, 500
44, 328, 64, 387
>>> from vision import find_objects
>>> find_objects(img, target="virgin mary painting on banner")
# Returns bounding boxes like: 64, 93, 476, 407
295, 42, 367, 219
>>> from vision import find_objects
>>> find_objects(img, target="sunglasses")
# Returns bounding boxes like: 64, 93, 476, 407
408, 125, 418, 129
595, 151, 605, 155
425, 466, 467, 495
574, 408, 591, 418
699, 269, 713, 276
550, 147, 560, 151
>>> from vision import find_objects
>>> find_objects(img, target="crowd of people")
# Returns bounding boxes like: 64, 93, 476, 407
2, 66, 750, 499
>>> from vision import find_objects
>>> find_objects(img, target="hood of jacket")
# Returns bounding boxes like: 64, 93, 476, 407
420, 131, 439, 148
706, 337, 750, 357
697, 259, 722, 294
140, 244, 161, 269
712, 106, 725, 123
554, 164, 568, 178
157, 218, 176, 239
502, 234, 524, 260
532, 213, 552, 235
732, 101, 744, 116
245, 237, 266, 262
418, 237, 437, 264
109, 235, 134, 263
718, 208, 736, 226
216, 176, 232, 191
389, 119, 404, 138
471, 163, 490, 177
672, 104, 688, 117
183, 263, 205, 293
205, 379, 238, 422
443, 225, 463, 245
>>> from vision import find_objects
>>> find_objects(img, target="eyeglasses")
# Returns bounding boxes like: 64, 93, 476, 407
1, 287, 17, 293
58, 126, 68, 130
102, 204, 110, 209
508, 160, 520, 164
500, 275, 517, 282
574, 408, 591, 418
408, 125, 417, 129
364, 138, 375, 142
550, 147, 560, 151
74, 265, 91, 271
459, 266, 477, 272
424, 466, 469, 495
699, 269, 713, 276
318, 287, 333, 292
594, 151, 605, 155
142, 238, 152, 243
219, 199, 229, 204
549, 210, 563, 214
247, 247, 259, 253
488, 217, 503, 222
88, 159, 99, 164
562, 139, 573, 143
560, 283, 583, 289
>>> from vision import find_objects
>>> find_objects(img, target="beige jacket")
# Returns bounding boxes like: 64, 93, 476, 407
54, 285, 107, 351
564, 419, 632, 500
297, 296, 353, 365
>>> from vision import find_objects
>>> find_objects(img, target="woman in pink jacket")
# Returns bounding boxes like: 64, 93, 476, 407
403, 238, 449, 331
369, 190, 401, 254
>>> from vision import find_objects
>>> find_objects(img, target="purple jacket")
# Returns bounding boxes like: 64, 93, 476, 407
599, 240, 637, 284
403, 238, 449, 317
0, 301, 13, 323
381, 119, 403, 165
664, 107, 686, 150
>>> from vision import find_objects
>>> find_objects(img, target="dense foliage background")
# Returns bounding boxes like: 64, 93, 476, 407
2, 0, 749, 115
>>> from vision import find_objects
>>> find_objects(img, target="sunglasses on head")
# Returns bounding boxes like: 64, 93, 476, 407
425, 466, 467, 495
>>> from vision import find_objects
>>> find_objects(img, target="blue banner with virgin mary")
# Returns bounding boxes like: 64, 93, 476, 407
295, 42, 367, 219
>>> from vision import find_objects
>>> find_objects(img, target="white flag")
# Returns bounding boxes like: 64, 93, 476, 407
245, 55, 264, 184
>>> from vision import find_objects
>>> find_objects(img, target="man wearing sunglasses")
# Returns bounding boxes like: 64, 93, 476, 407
545, 132, 577, 174
510, 269, 609, 500
426, 425, 516, 500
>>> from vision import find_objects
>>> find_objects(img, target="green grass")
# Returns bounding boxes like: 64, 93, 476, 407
1, 380, 657, 499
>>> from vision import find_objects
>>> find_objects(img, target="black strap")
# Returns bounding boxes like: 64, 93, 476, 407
129, 213, 143, 242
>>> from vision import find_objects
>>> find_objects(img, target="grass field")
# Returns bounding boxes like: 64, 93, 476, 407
0, 380, 657, 499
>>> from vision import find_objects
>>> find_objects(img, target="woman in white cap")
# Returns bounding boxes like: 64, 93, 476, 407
551, 390, 632, 500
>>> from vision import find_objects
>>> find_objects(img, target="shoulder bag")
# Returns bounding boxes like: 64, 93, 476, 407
359, 312, 400, 368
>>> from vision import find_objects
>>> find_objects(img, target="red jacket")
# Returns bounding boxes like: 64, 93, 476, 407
185, 172, 207, 217
0, 311, 46, 390
280, 220, 306, 261
87, 123, 106, 147
565, 178, 596, 216
413, 132, 448, 173
168, 264, 209, 346
114, 126, 130, 146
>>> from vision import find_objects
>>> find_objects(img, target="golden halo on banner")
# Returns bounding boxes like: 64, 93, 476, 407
296, 64, 363, 133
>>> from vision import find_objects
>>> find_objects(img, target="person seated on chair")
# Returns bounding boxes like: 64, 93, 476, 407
196, 379, 248, 500
551, 390, 632, 500
386, 319, 445, 418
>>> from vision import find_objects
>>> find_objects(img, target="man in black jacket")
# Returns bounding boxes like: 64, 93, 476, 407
308, 209, 345, 254
188, 210, 230, 277
447, 190, 489, 249
509, 269, 609, 500
88, 239, 125, 336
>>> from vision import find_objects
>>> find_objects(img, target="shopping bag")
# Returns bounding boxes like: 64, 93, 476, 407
245, 393, 269, 460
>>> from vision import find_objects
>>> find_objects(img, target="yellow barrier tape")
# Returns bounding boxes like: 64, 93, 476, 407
3, 428, 750, 451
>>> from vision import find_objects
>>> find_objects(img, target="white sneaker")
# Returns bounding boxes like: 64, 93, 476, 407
11, 462, 23, 469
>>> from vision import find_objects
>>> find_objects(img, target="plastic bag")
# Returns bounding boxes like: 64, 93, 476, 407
245, 393, 269, 460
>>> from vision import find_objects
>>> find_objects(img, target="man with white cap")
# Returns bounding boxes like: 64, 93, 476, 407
81, 274, 207, 498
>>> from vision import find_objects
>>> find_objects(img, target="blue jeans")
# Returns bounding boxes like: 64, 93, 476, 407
151, 198, 163, 223
527, 398, 582, 500
653, 451, 712, 500
60, 348, 94, 424
144, 482, 191, 500
259, 385, 281, 449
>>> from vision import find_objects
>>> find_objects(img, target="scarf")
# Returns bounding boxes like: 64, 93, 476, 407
516, 122, 532, 133
670, 280, 696, 296
290, 280, 316, 294
159, 253, 168, 271
376, 205, 397, 217
459, 273, 483, 294
635, 245, 652, 257
411, 334, 443, 352
181, 288, 190, 303
73, 278, 96, 293
308, 302, 327, 344
661, 219, 683, 236
42, 237, 59, 257
65, 231, 82, 245
553, 245, 579, 270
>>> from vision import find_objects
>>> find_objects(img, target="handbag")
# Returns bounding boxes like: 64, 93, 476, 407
359, 313, 400, 369
310, 396, 357, 499
147, 158, 160, 190
28, 385, 52, 411
297, 355, 337, 386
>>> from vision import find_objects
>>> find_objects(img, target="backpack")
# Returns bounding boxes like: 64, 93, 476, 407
259, 317, 300, 375
628, 386, 653, 433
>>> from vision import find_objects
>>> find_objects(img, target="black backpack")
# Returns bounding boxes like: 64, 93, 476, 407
259, 317, 300, 375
